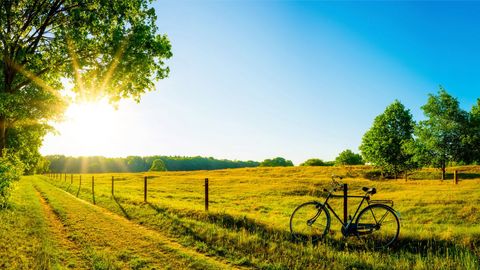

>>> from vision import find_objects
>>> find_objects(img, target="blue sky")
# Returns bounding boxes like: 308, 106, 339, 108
41, 1, 480, 164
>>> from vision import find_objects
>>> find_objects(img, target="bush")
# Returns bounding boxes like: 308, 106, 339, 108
361, 169, 383, 180
300, 158, 325, 166
0, 152, 24, 208
259, 157, 294, 167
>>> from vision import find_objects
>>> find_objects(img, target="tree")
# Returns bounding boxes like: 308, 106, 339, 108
414, 88, 468, 180
300, 158, 326, 166
6, 123, 49, 174
360, 100, 415, 178
126, 156, 146, 172
259, 157, 294, 167
149, 159, 167, 171
335, 149, 364, 166
464, 99, 480, 163
0, 1, 172, 157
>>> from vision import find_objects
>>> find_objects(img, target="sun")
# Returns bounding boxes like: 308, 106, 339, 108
41, 99, 135, 157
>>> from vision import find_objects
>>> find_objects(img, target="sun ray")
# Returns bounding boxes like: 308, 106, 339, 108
67, 38, 85, 95
100, 37, 129, 94
11, 61, 56, 94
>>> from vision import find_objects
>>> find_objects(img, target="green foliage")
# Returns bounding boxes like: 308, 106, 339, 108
414, 88, 469, 179
149, 159, 167, 172
464, 99, 480, 163
299, 158, 330, 166
127, 156, 147, 172
6, 124, 50, 174
0, 152, 23, 208
0, 0, 172, 165
46, 155, 260, 173
360, 100, 415, 177
335, 149, 364, 166
259, 157, 294, 167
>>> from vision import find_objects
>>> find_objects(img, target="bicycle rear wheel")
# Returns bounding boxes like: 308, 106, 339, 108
355, 204, 400, 249
290, 202, 330, 243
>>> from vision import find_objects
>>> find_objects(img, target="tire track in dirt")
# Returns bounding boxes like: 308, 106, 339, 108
34, 186, 89, 269
34, 176, 243, 269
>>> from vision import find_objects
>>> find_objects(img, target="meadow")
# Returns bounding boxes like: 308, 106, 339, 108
2, 166, 480, 269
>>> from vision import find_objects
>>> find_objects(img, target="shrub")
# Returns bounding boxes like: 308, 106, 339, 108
361, 169, 383, 180
300, 158, 325, 166
259, 157, 294, 167
0, 152, 24, 208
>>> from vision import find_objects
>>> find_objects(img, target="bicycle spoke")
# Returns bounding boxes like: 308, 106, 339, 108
290, 202, 330, 243
355, 204, 399, 249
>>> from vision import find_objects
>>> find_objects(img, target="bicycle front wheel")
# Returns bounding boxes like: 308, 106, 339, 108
355, 204, 400, 249
290, 202, 330, 243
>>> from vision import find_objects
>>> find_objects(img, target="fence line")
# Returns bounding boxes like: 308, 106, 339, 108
45, 173, 211, 211
43, 170, 469, 212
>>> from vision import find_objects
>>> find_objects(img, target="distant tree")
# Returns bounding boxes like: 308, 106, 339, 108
149, 159, 167, 171
46, 155, 259, 173
359, 100, 415, 178
126, 156, 146, 172
335, 150, 364, 166
35, 156, 50, 174
300, 158, 326, 166
414, 88, 468, 180
259, 157, 294, 167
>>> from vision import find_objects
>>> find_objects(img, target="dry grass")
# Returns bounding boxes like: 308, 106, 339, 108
43, 166, 480, 269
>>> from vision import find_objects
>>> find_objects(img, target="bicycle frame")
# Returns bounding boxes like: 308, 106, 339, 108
321, 191, 369, 230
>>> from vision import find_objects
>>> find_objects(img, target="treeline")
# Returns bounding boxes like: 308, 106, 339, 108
46, 155, 260, 173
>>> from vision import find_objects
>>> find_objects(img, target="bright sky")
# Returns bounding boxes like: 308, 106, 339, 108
41, 1, 480, 165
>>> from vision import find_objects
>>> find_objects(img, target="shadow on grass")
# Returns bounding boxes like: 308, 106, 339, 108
113, 196, 131, 220
143, 201, 477, 258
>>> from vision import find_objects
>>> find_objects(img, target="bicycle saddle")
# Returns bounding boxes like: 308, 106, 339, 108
362, 187, 377, 195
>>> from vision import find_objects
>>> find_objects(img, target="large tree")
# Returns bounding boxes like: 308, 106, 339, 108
360, 100, 415, 178
0, 0, 172, 159
468, 99, 480, 163
414, 88, 468, 180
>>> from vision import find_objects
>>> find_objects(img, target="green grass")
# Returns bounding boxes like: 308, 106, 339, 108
43, 166, 480, 269
0, 176, 62, 269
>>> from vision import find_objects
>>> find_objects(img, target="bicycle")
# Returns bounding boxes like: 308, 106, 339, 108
290, 175, 400, 249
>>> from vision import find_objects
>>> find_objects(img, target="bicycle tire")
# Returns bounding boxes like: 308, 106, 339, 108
355, 204, 400, 249
290, 201, 330, 243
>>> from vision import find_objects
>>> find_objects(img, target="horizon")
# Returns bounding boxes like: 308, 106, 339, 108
40, 1, 480, 165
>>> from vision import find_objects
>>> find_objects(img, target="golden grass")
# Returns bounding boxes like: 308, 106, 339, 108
43, 166, 480, 269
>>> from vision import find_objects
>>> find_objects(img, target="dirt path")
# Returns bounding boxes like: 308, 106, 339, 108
34, 188, 89, 269
33, 176, 240, 269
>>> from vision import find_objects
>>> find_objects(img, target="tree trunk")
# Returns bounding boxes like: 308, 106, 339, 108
0, 116, 6, 157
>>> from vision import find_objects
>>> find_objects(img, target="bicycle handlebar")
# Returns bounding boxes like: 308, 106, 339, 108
323, 175, 344, 193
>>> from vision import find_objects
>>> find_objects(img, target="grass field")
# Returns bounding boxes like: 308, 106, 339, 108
2, 166, 480, 269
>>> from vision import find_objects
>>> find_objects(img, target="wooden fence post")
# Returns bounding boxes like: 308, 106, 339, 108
112, 176, 114, 196
205, 178, 209, 211
92, 176, 95, 204
144, 176, 147, 202
77, 175, 82, 197
343, 183, 348, 224
71, 174, 73, 184
454, 170, 458, 185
